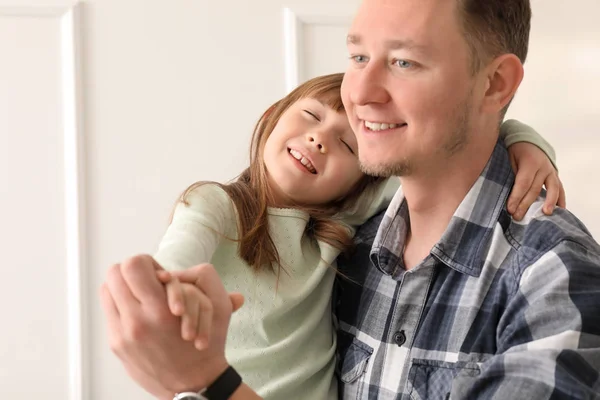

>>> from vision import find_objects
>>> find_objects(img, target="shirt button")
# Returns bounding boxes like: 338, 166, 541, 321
393, 330, 406, 346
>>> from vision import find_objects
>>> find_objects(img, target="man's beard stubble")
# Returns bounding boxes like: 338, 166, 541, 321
358, 92, 473, 178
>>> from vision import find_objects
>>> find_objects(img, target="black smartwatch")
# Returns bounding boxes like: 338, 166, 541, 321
173, 366, 243, 400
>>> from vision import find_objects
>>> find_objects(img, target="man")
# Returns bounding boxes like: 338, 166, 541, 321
101, 0, 600, 399
335, 0, 600, 398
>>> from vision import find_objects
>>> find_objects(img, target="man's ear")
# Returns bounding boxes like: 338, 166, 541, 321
480, 54, 524, 114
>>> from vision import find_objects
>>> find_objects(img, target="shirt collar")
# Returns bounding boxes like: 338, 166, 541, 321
371, 139, 515, 277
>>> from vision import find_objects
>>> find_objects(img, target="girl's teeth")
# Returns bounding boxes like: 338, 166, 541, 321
289, 149, 316, 173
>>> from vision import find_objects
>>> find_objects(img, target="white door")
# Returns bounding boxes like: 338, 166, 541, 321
0, 4, 82, 399
1, 0, 598, 399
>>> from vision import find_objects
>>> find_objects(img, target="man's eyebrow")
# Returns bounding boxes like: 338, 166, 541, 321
347, 34, 428, 52
346, 34, 361, 45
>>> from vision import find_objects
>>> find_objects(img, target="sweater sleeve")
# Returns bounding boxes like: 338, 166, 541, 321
154, 184, 237, 271
500, 119, 558, 171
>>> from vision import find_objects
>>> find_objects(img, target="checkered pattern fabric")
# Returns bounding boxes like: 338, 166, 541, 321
335, 140, 600, 399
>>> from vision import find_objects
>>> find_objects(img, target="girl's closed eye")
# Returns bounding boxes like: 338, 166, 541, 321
341, 139, 355, 155
304, 110, 321, 121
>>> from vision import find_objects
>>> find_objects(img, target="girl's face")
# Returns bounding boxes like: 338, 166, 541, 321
263, 97, 364, 207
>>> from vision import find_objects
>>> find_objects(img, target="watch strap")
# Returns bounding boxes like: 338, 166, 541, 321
201, 366, 242, 400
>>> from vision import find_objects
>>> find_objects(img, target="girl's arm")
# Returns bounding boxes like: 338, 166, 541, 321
500, 120, 566, 220
154, 184, 236, 271
501, 119, 557, 170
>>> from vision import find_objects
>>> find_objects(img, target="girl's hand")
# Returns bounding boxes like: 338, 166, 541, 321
156, 269, 244, 350
157, 270, 211, 349
507, 142, 566, 221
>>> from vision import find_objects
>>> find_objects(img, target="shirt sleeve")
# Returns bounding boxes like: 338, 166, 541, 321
500, 119, 558, 171
451, 239, 600, 399
154, 184, 236, 271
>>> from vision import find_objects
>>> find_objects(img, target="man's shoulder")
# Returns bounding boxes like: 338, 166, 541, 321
504, 200, 600, 270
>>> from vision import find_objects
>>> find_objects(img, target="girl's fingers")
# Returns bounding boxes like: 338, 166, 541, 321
193, 288, 214, 350
165, 277, 185, 316
542, 173, 561, 215
557, 179, 567, 209
156, 270, 172, 284
180, 284, 212, 343
514, 170, 545, 221
508, 169, 535, 216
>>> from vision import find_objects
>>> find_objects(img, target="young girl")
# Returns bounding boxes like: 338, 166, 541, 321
152, 73, 557, 399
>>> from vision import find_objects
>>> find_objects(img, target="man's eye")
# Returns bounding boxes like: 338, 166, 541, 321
349, 55, 368, 64
394, 59, 413, 69
303, 110, 320, 121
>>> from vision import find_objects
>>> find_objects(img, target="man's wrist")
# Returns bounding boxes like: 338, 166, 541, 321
170, 359, 230, 396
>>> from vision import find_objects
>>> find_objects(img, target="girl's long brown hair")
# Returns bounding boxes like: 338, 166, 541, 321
178, 73, 383, 274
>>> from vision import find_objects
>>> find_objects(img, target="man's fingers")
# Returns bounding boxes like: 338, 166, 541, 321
106, 263, 140, 316
508, 172, 535, 216
99, 283, 122, 351
229, 293, 245, 312
120, 255, 167, 307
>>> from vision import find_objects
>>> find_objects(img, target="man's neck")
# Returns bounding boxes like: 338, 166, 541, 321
401, 138, 497, 270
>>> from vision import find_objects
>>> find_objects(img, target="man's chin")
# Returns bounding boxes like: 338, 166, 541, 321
359, 159, 412, 178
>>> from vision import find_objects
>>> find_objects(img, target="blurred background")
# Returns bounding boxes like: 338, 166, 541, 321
1, 0, 598, 398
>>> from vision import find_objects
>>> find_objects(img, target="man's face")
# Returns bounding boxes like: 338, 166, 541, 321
342, 0, 480, 177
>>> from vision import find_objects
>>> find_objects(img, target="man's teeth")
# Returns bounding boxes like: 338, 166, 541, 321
365, 121, 402, 131
289, 149, 316, 173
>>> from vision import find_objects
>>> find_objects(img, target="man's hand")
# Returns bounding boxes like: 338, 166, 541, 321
156, 269, 244, 350
100, 255, 241, 398
507, 142, 566, 220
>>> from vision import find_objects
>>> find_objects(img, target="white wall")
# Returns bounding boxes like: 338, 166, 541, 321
506, 0, 600, 237
0, 0, 598, 399
0, 12, 70, 398
0, 3, 84, 399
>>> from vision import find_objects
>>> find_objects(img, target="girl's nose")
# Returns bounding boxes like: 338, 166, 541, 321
307, 134, 327, 154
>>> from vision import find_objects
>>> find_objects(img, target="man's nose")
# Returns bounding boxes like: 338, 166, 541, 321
349, 62, 390, 106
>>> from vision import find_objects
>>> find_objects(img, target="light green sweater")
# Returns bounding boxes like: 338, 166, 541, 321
155, 179, 397, 400
154, 120, 556, 400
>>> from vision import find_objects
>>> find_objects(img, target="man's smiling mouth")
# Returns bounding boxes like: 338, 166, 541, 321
364, 120, 408, 131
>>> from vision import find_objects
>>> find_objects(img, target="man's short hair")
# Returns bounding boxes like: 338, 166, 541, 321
457, 0, 532, 73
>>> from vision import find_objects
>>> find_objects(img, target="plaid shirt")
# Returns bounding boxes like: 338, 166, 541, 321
335, 141, 600, 400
